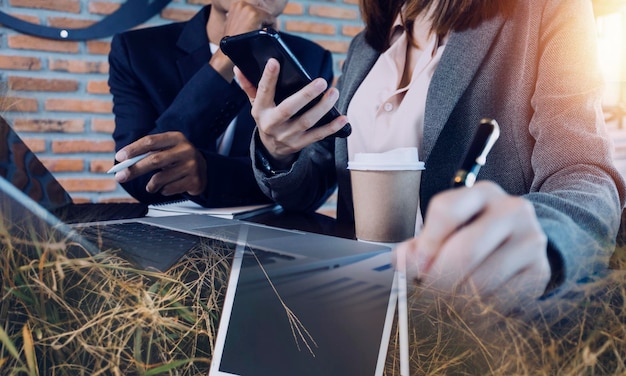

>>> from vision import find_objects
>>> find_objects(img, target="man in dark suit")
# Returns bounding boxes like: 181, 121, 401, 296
108, 1, 333, 207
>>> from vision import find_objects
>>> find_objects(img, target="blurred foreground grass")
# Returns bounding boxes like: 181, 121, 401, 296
0, 226, 232, 375
1, 223, 626, 375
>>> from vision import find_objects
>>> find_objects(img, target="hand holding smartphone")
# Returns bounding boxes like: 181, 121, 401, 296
220, 27, 351, 138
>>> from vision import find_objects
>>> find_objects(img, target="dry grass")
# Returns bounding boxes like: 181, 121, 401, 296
1, 218, 626, 375
0, 222, 232, 375
393, 269, 626, 375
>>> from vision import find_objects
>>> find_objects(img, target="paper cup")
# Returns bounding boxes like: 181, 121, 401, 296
348, 148, 424, 243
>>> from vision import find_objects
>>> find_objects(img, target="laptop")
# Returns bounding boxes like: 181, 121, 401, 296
2, 158, 407, 371
0, 115, 148, 223
1, 170, 401, 374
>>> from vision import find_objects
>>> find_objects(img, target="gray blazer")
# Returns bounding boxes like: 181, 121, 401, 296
253, 0, 626, 288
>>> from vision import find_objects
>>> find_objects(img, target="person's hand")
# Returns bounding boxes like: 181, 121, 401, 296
209, 1, 280, 82
113, 131, 208, 197
222, 1, 279, 36
394, 181, 551, 308
235, 58, 349, 167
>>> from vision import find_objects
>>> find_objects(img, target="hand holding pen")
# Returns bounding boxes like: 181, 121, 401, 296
393, 117, 550, 309
107, 152, 152, 174
110, 131, 208, 197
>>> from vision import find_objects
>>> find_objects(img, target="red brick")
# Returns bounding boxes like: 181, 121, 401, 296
21, 138, 46, 153
284, 21, 335, 35
344, 0, 359, 4
9, 76, 78, 92
39, 158, 84, 172
86, 40, 111, 55
87, 80, 110, 95
5, 12, 39, 24
0, 55, 41, 70
48, 17, 96, 29
90, 158, 114, 173
8, 35, 80, 53
57, 178, 117, 192
283, 2, 304, 16
13, 118, 85, 133
88, 1, 120, 15
9, 0, 80, 13
49, 59, 109, 74
342, 25, 364, 37
0, 96, 38, 112
45, 98, 113, 113
314, 39, 351, 54
161, 7, 197, 22
309, 5, 359, 20
91, 118, 115, 134
51, 139, 115, 153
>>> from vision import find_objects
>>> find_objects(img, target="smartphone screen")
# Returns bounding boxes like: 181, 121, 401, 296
220, 28, 351, 138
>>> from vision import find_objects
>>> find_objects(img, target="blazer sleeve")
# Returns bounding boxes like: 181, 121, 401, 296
523, 0, 625, 292
108, 32, 269, 207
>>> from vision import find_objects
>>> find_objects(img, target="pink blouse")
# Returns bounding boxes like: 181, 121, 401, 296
346, 14, 447, 233
346, 15, 447, 161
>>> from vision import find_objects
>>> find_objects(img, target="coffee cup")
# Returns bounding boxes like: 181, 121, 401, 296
348, 147, 424, 243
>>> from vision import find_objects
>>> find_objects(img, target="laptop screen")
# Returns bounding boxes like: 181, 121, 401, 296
210, 249, 398, 376
0, 116, 73, 212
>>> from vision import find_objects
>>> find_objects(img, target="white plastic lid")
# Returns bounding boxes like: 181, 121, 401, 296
347, 147, 425, 171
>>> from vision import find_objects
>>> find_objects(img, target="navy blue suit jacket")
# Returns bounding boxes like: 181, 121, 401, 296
108, 5, 333, 207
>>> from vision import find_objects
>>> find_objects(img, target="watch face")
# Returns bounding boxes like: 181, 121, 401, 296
0, 0, 173, 40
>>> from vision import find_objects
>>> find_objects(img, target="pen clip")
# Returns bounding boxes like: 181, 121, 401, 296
451, 118, 500, 188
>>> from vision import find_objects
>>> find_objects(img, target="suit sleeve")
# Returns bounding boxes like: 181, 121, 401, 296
108, 33, 269, 207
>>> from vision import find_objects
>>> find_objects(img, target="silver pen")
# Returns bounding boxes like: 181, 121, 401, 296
107, 152, 152, 174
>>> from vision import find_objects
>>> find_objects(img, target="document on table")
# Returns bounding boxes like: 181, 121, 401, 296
147, 199, 280, 219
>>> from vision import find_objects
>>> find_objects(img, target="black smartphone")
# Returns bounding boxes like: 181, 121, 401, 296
220, 27, 351, 138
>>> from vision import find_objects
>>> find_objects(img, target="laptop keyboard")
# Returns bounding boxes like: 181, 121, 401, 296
80, 222, 199, 253
53, 202, 149, 224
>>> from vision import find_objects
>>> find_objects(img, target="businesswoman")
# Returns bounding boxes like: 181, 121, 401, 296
238, 0, 625, 306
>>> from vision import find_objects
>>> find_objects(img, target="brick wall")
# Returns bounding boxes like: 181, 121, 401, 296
0, 0, 363, 205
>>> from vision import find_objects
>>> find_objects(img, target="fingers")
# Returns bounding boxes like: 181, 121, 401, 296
113, 132, 208, 197
456, 199, 548, 294
416, 181, 505, 274
146, 156, 204, 196
251, 58, 280, 110
393, 181, 550, 307
234, 66, 257, 99
115, 132, 182, 161
246, 58, 346, 161
146, 148, 207, 196
224, 1, 278, 37
393, 238, 421, 282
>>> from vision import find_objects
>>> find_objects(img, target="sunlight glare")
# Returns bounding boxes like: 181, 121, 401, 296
596, 8, 626, 106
